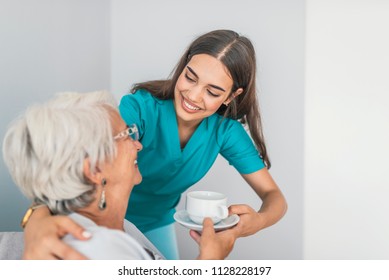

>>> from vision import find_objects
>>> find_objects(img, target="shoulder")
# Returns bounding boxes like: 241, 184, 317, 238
208, 114, 247, 137
119, 89, 169, 130
120, 89, 163, 108
63, 214, 152, 260
213, 117, 265, 173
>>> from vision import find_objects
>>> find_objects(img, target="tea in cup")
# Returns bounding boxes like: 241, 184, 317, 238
186, 191, 229, 224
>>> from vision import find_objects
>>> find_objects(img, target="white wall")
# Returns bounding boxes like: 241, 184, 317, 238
111, 0, 305, 259
304, 0, 389, 259
0, 0, 111, 230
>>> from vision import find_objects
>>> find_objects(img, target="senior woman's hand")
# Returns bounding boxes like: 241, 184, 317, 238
190, 218, 239, 260
23, 206, 89, 260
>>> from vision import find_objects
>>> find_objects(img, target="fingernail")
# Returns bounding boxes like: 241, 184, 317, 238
82, 231, 92, 238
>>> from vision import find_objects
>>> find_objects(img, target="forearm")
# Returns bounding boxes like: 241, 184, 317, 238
239, 168, 288, 236
229, 191, 287, 238
256, 189, 287, 230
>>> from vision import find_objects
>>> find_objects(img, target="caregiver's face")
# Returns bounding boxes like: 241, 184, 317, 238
174, 54, 233, 126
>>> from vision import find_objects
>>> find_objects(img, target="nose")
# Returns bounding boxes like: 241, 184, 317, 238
133, 140, 143, 151
187, 86, 203, 103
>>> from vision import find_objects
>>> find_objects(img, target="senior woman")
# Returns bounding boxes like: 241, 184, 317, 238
2, 91, 234, 260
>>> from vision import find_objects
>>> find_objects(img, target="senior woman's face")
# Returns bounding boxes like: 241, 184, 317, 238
105, 111, 142, 188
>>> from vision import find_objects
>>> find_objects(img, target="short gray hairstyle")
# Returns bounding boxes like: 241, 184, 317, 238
2, 91, 118, 214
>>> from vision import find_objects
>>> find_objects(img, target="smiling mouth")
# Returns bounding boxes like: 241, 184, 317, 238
181, 96, 201, 112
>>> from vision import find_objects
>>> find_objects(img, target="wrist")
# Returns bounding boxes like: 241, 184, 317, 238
21, 204, 49, 229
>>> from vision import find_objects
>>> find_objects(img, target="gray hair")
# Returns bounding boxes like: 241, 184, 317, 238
2, 91, 118, 214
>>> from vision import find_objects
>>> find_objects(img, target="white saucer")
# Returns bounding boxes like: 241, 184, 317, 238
174, 210, 240, 232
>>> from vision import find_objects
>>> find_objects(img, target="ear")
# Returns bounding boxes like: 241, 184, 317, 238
223, 88, 243, 106
83, 158, 102, 185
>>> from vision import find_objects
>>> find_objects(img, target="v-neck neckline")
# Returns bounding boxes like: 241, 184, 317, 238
167, 100, 206, 156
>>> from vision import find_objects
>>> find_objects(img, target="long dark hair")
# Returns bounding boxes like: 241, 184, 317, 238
131, 30, 271, 168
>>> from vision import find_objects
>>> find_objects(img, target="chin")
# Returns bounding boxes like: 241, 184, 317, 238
135, 174, 142, 185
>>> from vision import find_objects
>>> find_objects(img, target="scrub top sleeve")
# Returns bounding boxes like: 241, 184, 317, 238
220, 121, 265, 174
119, 93, 146, 138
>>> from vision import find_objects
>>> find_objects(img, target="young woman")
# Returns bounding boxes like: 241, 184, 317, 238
23, 30, 287, 260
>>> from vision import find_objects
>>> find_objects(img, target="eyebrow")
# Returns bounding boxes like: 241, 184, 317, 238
186, 66, 226, 92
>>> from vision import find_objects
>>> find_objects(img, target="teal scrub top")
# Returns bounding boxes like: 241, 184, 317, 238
119, 90, 265, 232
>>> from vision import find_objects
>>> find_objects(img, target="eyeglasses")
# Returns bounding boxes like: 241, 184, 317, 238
113, 124, 139, 141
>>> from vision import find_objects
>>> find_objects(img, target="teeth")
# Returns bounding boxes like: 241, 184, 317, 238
183, 100, 200, 111
134, 160, 138, 165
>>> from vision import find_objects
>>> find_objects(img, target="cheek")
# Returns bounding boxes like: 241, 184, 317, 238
174, 79, 185, 103
175, 75, 190, 92
116, 145, 131, 168
204, 96, 224, 111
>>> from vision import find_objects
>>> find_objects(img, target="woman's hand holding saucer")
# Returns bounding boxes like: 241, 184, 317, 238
190, 218, 239, 260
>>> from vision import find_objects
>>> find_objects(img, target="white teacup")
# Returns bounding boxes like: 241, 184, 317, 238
186, 191, 229, 224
